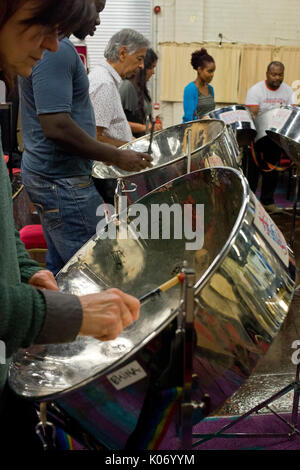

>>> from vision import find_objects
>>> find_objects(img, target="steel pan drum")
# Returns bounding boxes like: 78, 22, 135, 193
208, 105, 256, 146
254, 107, 291, 143
9, 168, 295, 449
266, 105, 300, 171
93, 119, 240, 205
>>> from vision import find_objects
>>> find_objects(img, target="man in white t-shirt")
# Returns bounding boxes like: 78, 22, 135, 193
245, 61, 294, 214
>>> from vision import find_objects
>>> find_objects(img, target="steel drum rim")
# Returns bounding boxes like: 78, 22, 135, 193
209, 104, 253, 114
128, 165, 250, 297
193, 166, 250, 295
14, 307, 180, 402
92, 119, 227, 180
266, 129, 300, 145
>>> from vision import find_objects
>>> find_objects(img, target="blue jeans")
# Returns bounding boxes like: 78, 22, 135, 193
21, 169, 105, 275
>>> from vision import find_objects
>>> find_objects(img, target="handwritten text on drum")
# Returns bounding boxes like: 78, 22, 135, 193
0, 341, 5, 364
105, 454, 195, 466
96, 197, 204, 251
291, 340, 300, 365
107, 361, 147, 390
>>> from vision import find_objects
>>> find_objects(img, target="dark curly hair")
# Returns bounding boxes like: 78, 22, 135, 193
191, 48, 214, 70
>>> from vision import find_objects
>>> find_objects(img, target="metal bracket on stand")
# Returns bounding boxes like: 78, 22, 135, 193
112, 178, 137, 228
289, 169, 299, 250
177, 265, 210, 450
186, 129, 192, 174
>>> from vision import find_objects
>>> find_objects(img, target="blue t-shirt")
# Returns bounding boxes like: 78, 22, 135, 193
19, 38, 96, 178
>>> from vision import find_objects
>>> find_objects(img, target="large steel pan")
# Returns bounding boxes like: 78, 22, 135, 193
254, 107, 292, 143
208, 105, 256, 146
93, 119, 240, 205
266, 105, 300, 171
9, 168, 295, 449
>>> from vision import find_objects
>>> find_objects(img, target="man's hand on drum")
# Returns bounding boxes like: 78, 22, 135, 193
114, 149, 153, 172
78, 288, 140, 341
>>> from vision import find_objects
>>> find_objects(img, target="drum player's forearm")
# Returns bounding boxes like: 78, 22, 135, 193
96, 126, 128, 148
38, 112, 121, 164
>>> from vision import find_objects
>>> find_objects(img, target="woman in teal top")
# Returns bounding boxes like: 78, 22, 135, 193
183, 48, 216, 122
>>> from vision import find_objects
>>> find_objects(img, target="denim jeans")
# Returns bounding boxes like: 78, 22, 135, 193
21, 168, 105, 275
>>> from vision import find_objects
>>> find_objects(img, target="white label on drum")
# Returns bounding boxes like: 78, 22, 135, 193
270, 108, 293, 130
219, 110, 251, 125
107, 360, 147, 390
253, 199, 289, 267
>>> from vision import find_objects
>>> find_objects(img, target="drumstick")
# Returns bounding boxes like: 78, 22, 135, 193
139, 273, 185, 304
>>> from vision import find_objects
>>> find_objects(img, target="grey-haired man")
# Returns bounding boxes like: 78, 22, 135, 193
89, 29, 150, 148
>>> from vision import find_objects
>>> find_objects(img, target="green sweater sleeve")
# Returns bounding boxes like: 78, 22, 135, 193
0, 280, 46, 358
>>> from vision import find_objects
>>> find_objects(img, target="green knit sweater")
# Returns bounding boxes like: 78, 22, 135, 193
0, 143, 46, 395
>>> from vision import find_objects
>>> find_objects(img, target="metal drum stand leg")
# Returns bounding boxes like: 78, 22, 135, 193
289, 169, 299, 250
192, 362, 300, 447
177, 267, 210, 450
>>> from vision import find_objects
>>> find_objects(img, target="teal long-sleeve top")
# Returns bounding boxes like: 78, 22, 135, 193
182, 81, 215, 123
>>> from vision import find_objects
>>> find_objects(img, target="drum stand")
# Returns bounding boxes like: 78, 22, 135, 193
177, 266, 210, 450
176, 267, 300, 449
111, 178, 136, 224
288, 168, 299, 251
192, 363, 300, 447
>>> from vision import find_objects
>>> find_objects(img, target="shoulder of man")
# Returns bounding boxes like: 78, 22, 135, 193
35, 37, 78, 74
89, 64, 117, 94
249, 80, 265, 92
281, 82, 294, 93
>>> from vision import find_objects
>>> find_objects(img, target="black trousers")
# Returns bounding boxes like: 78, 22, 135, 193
243, 136, 282, 206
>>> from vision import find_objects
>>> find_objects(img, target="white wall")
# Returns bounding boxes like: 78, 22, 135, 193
203, 0, 300, 46
84, 1, 300, 128
153, 0, 300, 127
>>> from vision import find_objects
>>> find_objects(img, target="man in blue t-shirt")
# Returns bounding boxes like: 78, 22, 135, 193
19, 0, 152, 275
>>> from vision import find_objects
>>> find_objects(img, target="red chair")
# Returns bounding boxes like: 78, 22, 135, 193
20, 224, 47, 267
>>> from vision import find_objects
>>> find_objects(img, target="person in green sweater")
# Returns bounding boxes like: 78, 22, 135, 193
0, 0, 140, 450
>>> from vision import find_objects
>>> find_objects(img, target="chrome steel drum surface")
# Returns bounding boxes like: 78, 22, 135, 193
93, 119, 240, 204
266, 105, 300, 170
254, 107, 288, 143
208, 105, 256, 146
9, 168, 295, 449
